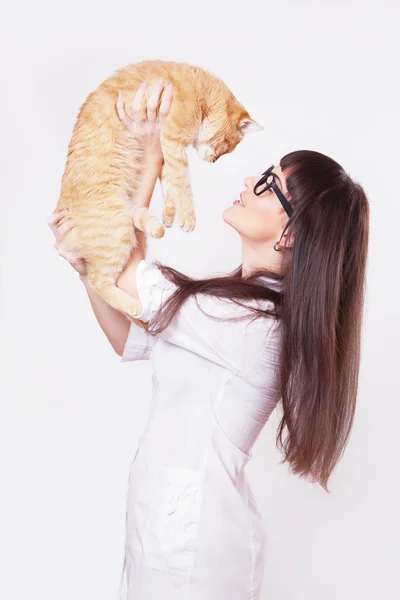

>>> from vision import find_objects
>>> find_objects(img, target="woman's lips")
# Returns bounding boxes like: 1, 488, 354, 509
233, 193, 245, 206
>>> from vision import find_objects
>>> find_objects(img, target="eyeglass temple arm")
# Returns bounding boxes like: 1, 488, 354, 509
271, 182, 293, 217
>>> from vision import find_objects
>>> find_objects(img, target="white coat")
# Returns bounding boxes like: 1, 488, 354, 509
116, 259, 283, 600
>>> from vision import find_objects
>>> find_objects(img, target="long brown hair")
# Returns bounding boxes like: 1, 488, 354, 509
146, 150, 370, 492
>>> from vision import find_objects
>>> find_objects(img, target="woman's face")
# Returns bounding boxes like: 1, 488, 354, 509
223, 163, 290, 245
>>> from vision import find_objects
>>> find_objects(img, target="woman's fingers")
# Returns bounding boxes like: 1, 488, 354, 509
48, 211, 74, 245
116, 92, 128, 124
58, 249, 81, 262
147, 78, 165, 123
49, 212, 87, 275
48, 209, 68, 229
132, 82, 147, 125
116, 79, 173, 136
57, 219, 75, 238
158, 82, 173, 126
116, 92, 137, 134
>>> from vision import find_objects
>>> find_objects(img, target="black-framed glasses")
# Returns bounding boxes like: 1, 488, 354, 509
253, 165, 293, 217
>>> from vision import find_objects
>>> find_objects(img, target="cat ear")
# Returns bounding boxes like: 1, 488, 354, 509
240, 119, 264, 134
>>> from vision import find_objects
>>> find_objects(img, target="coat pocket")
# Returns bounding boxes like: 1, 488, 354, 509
127, 462, 203, 575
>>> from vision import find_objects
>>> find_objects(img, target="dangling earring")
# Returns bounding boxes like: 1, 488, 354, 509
273, 241, 281, 252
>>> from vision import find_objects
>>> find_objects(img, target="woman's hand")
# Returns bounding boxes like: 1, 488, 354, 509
116, 79, 173, 171
48, 210, 88, 278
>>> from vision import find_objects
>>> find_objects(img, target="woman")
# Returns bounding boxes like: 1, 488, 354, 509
48, 80, 370, 600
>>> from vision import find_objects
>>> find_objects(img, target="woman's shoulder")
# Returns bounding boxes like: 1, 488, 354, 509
136, 258, 176, 291
138, 258, 280, 327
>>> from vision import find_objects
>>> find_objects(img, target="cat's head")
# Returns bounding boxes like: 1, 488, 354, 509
193, 94, 263, 163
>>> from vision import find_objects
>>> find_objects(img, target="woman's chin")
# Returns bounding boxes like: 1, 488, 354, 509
222, 206, 233, 224
222, 206, 239, 231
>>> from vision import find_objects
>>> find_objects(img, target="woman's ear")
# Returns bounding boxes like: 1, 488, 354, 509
281, 230, 295, 249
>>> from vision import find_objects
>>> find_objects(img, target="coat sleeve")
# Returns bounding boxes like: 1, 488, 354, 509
120, 320, 156, 362
124, 259, 277, 374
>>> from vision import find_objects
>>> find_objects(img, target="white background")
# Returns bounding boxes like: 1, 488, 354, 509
1, 1, 399, 598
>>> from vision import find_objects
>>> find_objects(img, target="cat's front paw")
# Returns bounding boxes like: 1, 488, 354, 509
162, 199, 176, 228
178, 210, 196, 232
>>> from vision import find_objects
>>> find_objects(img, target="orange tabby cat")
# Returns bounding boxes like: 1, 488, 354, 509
54, 60, 263, 318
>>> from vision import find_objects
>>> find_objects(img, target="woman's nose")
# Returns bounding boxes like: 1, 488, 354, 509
244, 176, 257, 191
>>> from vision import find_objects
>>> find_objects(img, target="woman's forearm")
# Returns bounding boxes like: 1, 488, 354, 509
80, 274, 130, 356
116, 162, 161, 298
135, 160, 163, 207
80, 162, 161, 355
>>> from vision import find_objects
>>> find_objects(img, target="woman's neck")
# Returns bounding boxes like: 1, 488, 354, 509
241, 238, 283, 277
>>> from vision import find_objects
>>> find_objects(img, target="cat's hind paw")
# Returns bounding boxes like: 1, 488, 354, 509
162, 200, 176, 228
178, 210, 196, 232
127, 300, 144, 319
